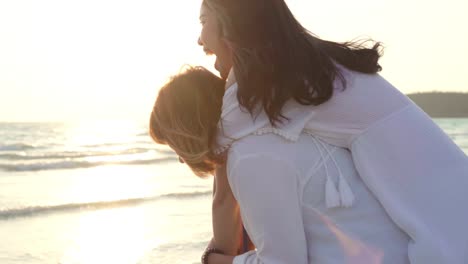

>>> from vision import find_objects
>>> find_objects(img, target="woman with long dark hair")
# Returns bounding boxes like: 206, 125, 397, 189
196, 0, 468, 263
150, 67, 411, 264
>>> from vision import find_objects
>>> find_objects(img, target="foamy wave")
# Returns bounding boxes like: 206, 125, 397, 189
0, 143, 36, 151
0, 148, 166, 161
0, 191, 211, 219
0, 157, 177, 172
82, 142, 134, 148
447, 131, 468, 135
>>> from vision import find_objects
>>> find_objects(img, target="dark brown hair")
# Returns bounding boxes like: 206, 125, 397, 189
203, 0, 383, 124
149, 66, 225, 177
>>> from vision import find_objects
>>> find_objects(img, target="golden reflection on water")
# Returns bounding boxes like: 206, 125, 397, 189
64, 165, 158, 204
50, 119, 197, 263
64, 120, 143, 148
61, 206, 162, 264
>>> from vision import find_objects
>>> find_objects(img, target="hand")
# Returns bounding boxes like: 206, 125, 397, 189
203, 239, 235, 264
207, 253, 235, 264
207, 237, 216, 249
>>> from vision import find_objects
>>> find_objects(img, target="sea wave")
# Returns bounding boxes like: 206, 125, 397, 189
0, 143, 37, 151
0, 191, 211, 220
0, 157, 177, 172
0, 148, 166, 161
448, 132, 468, 137
81, 142, 137, 148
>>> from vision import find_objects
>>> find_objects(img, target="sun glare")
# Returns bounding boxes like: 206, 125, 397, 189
318, 213, 384, 264
64, 120, 143, 147
61, 206, 160, 264
0, 0, 215, 122
65, 166, 155, 203
1, 0, 468, 121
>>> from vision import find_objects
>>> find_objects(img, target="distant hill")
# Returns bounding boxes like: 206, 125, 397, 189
407, 92, 468, 118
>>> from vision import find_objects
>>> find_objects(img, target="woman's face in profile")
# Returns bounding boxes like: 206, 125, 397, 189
198, 3, 232, 79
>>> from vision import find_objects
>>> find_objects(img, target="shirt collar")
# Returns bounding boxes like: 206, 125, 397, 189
214, 83, 316, 154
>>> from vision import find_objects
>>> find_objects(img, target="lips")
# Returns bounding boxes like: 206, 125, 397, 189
203, 48, 214, 55
203, 47, 228, 79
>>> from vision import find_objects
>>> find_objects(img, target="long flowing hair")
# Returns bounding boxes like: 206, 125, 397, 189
149, 66, 225, 177
203, 0, 383, 124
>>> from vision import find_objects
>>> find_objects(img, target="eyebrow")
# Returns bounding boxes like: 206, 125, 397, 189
199, 14, 206, 20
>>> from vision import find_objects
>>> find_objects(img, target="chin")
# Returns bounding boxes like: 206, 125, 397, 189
215, 62, 228, 80
219, 69, 229, 80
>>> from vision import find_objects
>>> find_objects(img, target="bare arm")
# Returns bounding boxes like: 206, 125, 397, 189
212, 163, 244, 255
214, 154, 308, 264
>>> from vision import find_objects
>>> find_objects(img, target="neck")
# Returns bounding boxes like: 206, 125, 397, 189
225, 68, 236, 90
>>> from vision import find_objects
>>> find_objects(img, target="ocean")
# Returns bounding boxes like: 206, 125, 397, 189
0, 119, 467, 264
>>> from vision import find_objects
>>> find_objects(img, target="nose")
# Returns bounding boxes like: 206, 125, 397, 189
197, 36, 203, 46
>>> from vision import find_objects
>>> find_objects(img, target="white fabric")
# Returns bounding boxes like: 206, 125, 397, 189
216, 68, 468, 264
227, 134, 410, 264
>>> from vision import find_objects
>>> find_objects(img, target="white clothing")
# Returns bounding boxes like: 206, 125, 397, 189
227, 133, 410, 264
216, 68, 468, 264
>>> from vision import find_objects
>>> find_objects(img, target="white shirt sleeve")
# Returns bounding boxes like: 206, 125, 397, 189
227, 153, 308, 264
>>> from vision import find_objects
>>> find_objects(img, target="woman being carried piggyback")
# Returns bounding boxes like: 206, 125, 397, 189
194, 0, 468, 263
150, 66, 414, 264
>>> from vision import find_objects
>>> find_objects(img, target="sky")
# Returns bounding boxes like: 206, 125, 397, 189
0, 0, 467, 122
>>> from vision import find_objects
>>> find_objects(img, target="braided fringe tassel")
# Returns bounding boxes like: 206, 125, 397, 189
338, 174, 354, 207
326, 176, 341, 208
326, 175, 355, 208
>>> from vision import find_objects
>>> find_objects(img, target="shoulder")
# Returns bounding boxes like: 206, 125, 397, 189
227, 133, 290, 165
226, 134, 272, 176
226, 132, 337, 181
226, 143, 301, 196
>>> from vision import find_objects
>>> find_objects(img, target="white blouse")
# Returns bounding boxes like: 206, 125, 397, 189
226, 133, 410, 264
216, 68, 468, 264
